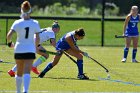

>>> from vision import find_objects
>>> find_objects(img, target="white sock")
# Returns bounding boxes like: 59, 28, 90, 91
32, 58, 42, 67
23, 74, 31, 93
12, 65, 17, 72
15, 75, 22, 93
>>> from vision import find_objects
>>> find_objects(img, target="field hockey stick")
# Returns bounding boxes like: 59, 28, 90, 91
63, 51, 110, 79
39, 50, 59, 55
115, 35, 127, 38
87, 56, 109, 72
87, 55, 110, 78
63, 51, 77, 64
0, 61, 15, 64
63, 51, 109, 72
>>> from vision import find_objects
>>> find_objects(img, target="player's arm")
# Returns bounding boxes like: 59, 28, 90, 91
66, 36, 84, 54
35, 33, 40, 48
123, 15, 130, 35
7, 29, 15, 43
7, 29, 15, 47
50, 38, 56, 47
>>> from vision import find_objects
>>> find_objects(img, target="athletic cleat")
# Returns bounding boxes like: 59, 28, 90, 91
77, 73, 89, 80
121, 58, 126, 62
32, 67, 40, 75
38, 72, 45, 78
132, 59, 138, 63
8, 70, 15, 77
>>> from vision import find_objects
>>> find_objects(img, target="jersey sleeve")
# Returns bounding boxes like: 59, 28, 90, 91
48, 32, 55, 39
34, 20, 41, 33
10, 20, 18, 32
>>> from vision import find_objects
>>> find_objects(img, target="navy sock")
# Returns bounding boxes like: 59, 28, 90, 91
77, 60, 83, 75
132, 49, 137, 59
42, 63, 53, 73
124, 48, 129, 58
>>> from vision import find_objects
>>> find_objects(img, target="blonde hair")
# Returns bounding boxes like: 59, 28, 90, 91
21, 1, 31, 13
131, 6, 138, 10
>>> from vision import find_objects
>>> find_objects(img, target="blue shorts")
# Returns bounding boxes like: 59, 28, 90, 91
125, 30, 139, 37
56, 40, 71, 51
125, 33, 139, 37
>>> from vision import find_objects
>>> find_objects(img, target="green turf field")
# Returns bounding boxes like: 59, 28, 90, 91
1, 18, 140, 46
0, 46, 140, 92
0, 18, 134, 46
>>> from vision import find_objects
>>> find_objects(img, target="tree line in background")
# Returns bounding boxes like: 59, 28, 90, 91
0, 0, 140, 17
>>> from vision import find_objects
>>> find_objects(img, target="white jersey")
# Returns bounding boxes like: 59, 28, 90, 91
11, 19, 41, 53
39, 27, 55, 44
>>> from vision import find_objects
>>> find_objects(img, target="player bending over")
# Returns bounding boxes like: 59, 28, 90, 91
122, 6, 140, 63
38, 28, 89, 80
8, 21, 60, 77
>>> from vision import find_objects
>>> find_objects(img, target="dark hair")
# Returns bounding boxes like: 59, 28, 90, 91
52, 21, 60, 28
75, 28, 85, 36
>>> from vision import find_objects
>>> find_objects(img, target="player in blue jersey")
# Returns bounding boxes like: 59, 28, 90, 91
121, 6, 140, 63
38, 28, 89, 80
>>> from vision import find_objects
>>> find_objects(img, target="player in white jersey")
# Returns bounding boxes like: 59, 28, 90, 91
32, 21, 60, 74
7, 1, 41, 93
8, 21, 60, 76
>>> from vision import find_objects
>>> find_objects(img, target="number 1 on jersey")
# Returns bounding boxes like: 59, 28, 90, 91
25, 27, 29, 39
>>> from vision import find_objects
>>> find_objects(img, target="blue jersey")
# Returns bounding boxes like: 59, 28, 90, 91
56, 31, 77, 51
125, 15, 139, 36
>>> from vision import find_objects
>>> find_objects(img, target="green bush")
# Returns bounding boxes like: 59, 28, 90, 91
32, 2, 90, 17
105, 3, 119, 16
93, 3, 119, 17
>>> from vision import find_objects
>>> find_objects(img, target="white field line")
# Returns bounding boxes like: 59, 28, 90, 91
0, 91, 139, 93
